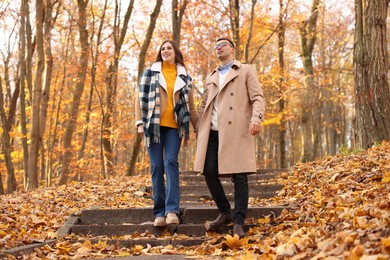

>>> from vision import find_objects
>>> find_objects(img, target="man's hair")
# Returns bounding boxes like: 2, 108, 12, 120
216, 37, 235, 48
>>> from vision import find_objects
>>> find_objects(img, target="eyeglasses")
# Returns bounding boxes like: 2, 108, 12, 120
213, 41, 232, 50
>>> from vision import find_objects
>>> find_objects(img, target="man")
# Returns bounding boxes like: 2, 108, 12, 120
194, 38, 265, 238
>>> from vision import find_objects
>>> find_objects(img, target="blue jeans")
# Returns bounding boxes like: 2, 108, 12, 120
147, 126, 181, 217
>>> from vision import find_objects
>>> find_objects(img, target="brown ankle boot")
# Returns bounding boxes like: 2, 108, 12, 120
209, 213, 232, 229
233, 224, 245, 238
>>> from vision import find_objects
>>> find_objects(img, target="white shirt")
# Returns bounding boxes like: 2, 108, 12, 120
210, 72, 228, 131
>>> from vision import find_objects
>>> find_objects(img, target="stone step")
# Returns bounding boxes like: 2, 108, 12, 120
179, 169, 285, 182
178, 191, 278, 202
75, 238, 206, 248
181, 206, 285, 224
76, 206, 285, 225
70, 223, 259, 237
177, 184, 284, 196
141, 184, 284, 198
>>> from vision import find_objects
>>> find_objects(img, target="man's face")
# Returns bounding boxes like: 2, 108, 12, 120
214, 40, 234, 60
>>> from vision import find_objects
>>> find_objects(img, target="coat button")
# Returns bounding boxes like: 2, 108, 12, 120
230, 93, 234, 96
228, 121, 232, 124
229, 107, 233, 110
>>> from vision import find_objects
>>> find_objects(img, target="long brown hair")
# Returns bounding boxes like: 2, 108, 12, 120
155, 40, 186, 67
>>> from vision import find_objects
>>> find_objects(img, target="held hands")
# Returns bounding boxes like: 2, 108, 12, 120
248, 121, 261, 136
137, 124, 144, 135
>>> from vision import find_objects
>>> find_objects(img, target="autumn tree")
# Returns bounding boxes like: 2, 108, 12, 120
101, 0, 135, 179
0, 77, 16, 193
27, 0, 45, 190
277, 0, 288, 168
58, 0, 90, 185
172, 0, 188, 46
299, 0, 320, 162
126, 0, 163, 176
354, 0, 390, 148
229, 0, 241, 60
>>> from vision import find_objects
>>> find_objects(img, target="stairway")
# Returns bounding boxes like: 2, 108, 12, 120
59, 169, 287, 248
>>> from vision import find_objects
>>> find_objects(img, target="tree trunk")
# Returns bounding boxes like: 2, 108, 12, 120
278, 0, 288, 168
58, 0, 90, 185
172, 0, 188, 46
229, 0, 240, 60
0, 78, 17, 193
299, 0, 320, 162
20, 0, 31, 189
101, 0, 135, 179
244, 0, 257, 63
126, 0, 163, 176
354, 0, 390, 148
39, 0, 55, 182
27, 0, 45, 190
76, 0, 109, 181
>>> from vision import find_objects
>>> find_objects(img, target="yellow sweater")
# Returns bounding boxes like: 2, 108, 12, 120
160, 62, 178, 128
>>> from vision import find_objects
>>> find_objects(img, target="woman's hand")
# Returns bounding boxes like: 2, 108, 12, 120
137, 124, 144, 134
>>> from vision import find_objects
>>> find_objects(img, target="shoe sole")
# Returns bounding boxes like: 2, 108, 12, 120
166, 220, 180, 225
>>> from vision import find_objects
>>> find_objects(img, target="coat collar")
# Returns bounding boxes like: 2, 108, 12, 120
209, 60, 241, 91
150, 61, 188, 92
150, 61, 187, 76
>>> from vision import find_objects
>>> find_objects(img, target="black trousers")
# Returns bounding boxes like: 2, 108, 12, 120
203, 130, 248, 225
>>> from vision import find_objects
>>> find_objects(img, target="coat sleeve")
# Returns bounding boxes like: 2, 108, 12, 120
246, 65, 265, 123
188, 88, 199, 131
135, 67, 152, 127
135, 89, 142, 127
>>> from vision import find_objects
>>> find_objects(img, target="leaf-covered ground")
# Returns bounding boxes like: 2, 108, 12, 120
1, 142, 390, 259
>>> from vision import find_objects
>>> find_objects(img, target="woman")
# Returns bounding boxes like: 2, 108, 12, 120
135, 40, 198, 226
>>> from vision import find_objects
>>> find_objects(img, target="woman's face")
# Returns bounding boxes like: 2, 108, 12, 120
161, 42, 175, 64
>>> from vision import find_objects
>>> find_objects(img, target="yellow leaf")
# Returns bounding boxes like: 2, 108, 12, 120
94, 240, 107, 249
132, 245, 144, 253
225, 234, 247, 249
83, 239, 92, 250
0, 230, 7, 238
382, 237, 390, 254
257, 216, 271, 224
382, 172, 390, 183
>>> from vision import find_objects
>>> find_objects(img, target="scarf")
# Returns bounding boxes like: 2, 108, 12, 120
138, 66, 191, 146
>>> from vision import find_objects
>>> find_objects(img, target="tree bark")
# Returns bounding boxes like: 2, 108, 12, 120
39, 0, 55, 182
244, 0, 257, 63
299, 0, 320, 162
172, 0, 188, 46
354, 0, 390, 148
229, 0, 240, 60
126, 0, 163, 176
278, 0, 288, 168
58, 0, 90, 185
0, 78, 17, 194
102, 0, 135, 179
20, 0, 31, 188
27, 0, 45, 190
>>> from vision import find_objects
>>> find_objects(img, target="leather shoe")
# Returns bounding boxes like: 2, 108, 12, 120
209, 213, 232, 229
233, 224, 245, 238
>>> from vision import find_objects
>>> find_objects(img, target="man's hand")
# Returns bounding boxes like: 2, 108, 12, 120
248, 121, 261, 136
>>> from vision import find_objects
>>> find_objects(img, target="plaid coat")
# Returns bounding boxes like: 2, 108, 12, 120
135, 62, 198, 145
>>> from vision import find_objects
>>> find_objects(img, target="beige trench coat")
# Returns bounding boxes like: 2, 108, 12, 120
193, 60, 265, 175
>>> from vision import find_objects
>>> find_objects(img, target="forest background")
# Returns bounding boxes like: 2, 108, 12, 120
0, 0, 389, 194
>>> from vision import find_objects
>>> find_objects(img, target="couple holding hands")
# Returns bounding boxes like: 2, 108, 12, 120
135, 37, 265, 238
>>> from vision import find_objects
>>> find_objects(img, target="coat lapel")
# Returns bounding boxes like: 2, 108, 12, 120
219, 61, 240, 92
204, 70, 219, 111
